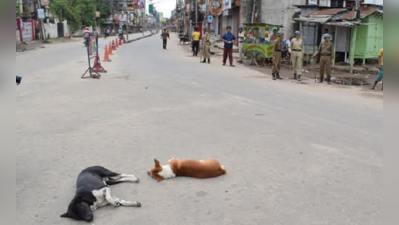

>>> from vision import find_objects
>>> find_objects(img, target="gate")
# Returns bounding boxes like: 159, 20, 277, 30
57, 23, 65, 38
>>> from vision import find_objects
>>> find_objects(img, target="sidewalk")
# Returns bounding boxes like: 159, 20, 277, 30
16, 31, 153, 53
16, 40, 45, 52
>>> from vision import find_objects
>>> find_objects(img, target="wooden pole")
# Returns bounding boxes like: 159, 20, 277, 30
251, 0, 257, 23
349, 26, 357, 74
333, 26, 338, 67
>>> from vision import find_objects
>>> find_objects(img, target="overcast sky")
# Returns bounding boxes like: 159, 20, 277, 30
148, 0, 176, 18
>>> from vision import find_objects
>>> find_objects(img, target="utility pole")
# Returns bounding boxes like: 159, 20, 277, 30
36, 0, 47, 41
19, 0, 23, 15
251, 0, 257, 23
92, 0, 97, 32
195, 0, 198, 28
355, 0, 360, 19
125, 0, 129, 40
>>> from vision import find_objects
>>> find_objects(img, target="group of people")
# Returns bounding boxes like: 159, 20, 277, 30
191, 27, 211, 64
271, 30, 383, 89
160, 26, 383, 89
270, 30, 334, 83
193, 26, 236, 66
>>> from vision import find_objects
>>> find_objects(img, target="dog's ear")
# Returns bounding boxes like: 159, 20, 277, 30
154, 159, 161, 168
60, 212, 72, 218
156, 176, 164, 183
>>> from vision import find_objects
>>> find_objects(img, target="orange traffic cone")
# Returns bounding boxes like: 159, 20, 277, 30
103, 45, 111, 62
112, 40, 117, 51
93, 55, 105, 73
116, 38, 119, 48
119, 38, 123, 46
108, 42, 113, 55
123, 37, 127, 44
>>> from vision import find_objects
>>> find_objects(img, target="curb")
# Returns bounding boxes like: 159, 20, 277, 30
126, 33, 156, 44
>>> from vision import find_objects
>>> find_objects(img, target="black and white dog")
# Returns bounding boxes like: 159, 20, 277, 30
61, 166, 141, 222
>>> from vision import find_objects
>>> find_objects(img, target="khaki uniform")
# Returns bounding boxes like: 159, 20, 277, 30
272, 37, 283, 74
290, 38, 304, 76
317, 41, 334, 80
238, 32, 245, 60
202, 32, 211, 59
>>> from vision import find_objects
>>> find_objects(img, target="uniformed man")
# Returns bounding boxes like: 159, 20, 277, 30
238, 27, 245, 63
201, 27, 211, 64
272, 31, 284, 80
313, 34, 334, 84
290, 31, 304, 80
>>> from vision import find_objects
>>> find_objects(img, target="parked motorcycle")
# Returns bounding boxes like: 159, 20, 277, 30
16, 76, 22, 85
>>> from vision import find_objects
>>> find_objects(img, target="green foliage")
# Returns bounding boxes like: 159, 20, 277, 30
49, 0, 111, 33
16, 0, 20, 17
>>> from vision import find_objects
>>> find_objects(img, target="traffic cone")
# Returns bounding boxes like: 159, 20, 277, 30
116, 38, 119, 48
103, 45, 111, 62
108, 42, 113, 55
112, 40, 117, 51
123, 37, 127, 44
119, 38, 123, 46
93, 54, 105, 73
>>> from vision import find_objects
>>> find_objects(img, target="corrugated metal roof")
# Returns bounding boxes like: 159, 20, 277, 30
337, 8, 378, 20
309, 8, 347, 16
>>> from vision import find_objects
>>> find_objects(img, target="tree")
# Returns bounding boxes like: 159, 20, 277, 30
49, 0, 111, 33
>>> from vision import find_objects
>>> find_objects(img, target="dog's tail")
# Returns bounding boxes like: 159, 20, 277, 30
220, 166, 227, 175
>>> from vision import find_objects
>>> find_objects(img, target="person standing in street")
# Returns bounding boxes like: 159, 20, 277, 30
221, 26, 236, 67
84, 27, 90, 47
192, 27, 200, 57
290, 31, 304, 80
106, 28, 111, 38
238, 27, 245, 63
201, 27, 211, 64
118, 27, 123, 40
313, 34, 334, 84
371, 48, 383, 90
161, 29, 170, 49
272, 31, 284, 80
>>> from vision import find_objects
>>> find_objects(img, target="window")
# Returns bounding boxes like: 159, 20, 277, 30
331, 0, 345, 7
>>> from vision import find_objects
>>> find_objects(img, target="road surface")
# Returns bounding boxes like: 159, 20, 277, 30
16, 34, 383, 225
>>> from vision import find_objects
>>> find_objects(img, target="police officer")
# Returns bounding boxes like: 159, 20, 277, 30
290, 31, 304, 80
272, 31, 284, 80
238, 27, 245, 63
313, 34, 334, 84
201, 27, 211, 64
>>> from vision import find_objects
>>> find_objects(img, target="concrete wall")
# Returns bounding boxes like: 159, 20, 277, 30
43, 20, 71, 39
240, 0, 304, 37
259, 0, 303, 37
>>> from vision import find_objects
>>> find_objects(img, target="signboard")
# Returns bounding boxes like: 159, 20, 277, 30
209, 0, 224, 16
224, 0, 232, 10
21, 22, 34, 41
208, 15, 213, 23
37, 9, 45, 19
149, 4, 153, 13
41, 0, 49, 7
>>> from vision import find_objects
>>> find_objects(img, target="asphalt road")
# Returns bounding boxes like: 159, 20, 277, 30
16, 34, 383, 225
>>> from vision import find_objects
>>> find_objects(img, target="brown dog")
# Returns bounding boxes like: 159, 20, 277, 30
148, 158, 226, 182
